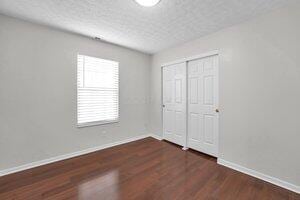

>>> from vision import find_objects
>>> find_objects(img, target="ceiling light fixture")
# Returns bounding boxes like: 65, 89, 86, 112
134, 0, 161, 7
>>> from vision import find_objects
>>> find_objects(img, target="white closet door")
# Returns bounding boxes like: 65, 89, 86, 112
162, 62, 187, 146
187, 55, 219, 157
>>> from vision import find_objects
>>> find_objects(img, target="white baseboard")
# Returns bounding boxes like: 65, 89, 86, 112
217, 158, 300, 194
149, 133, 163, 141
0, 134, 160, 177
5, 136, 297, 194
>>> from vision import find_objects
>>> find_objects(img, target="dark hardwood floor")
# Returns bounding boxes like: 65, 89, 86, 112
0, 137, 299, 200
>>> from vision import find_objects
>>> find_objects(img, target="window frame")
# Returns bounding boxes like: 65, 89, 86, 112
77, 54, 120, 128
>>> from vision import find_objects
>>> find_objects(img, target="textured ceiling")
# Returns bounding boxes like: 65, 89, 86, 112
0, 0, 295, 54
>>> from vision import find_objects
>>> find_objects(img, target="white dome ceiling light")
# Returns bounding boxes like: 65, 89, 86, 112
134, 0, 161, 7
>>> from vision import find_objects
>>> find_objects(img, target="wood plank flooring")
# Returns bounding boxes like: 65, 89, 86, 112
0, 137, 299, 200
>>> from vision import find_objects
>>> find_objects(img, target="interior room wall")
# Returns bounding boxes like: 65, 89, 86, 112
0, 14, 151, 171
150, 2, 300, 187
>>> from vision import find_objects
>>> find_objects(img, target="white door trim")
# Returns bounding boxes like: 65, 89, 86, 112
161, 50, 219, 154
161, 50, 219, 67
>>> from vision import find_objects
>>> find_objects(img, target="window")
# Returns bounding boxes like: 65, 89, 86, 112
77, 55, 119, 127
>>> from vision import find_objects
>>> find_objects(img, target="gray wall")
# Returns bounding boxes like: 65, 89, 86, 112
0, 15, 151, 171
150, 2, 300, 186
1, 1, 299, 188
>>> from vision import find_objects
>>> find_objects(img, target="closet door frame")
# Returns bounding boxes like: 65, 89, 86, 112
161, 50, 219, 155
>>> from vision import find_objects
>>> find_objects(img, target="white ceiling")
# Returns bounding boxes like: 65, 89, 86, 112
0, 0, 295, 54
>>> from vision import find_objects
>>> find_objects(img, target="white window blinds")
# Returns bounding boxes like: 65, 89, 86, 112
77, 55, 119, 126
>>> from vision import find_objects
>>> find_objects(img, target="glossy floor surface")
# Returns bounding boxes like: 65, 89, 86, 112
0, 137, 299, 200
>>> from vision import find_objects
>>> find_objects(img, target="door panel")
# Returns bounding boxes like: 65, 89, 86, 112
204, 114, 214, 144
189, 77, 198, 104
187, 55, 219, 157
163, 63, 186, 146
165, 109, 173, 133
189, 113, 199, 141
175, 79, 182, 103
203, 76, 214, 105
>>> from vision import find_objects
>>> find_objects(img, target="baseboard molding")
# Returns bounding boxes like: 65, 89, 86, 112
0, 134, 160, 177
149, 133, 163, 141
217, 159, 300, 194
5, 137, 297, 194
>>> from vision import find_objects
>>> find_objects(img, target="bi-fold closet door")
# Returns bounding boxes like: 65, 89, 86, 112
162, 54, 219, 157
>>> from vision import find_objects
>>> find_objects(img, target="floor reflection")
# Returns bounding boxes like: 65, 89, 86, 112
78, 170, 119, 200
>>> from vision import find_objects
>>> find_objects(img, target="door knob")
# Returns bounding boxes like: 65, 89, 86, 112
162, 105, 165, 108
215, 109, 219, 113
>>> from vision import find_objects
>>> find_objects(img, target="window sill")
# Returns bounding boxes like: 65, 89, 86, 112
77, 119, 119, 128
